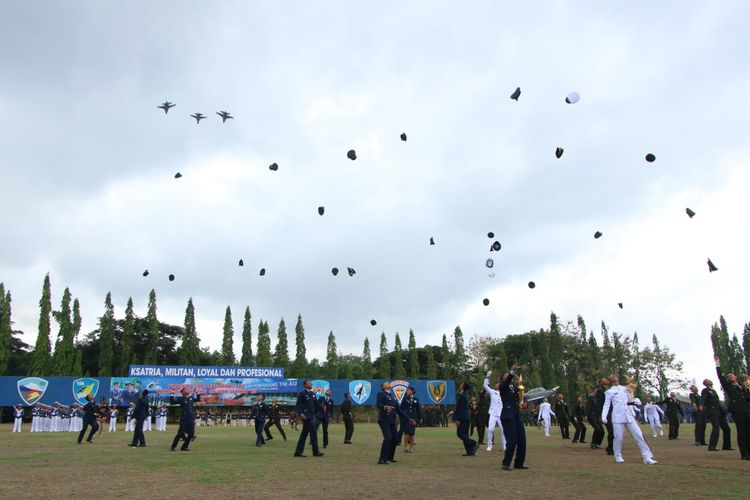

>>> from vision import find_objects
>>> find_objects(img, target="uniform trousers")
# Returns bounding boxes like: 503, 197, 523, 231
13, 418, 22, 432
501, 415, 526, 467
108, 418, 117, 432
612, 421, 653, 461
731, 411, 750, 458
486, 414, 506, 450
78, 418, 99, 443
264, 419, 287, 440
456, 419, 476, 454
131, 418, 146, 446
171, 420, 195, 450
294, 418, 320, 455
647, 415, 663, 437
343, 416, 354, 442
693, 413, 706, 444
706, 412, 731, 449
667, 413, 680, 439
540, 416, 551, 436
573, 419, 586, 442
378, 420, 398, 461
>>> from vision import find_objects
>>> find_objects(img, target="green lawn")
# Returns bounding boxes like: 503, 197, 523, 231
0, 422, 747, 499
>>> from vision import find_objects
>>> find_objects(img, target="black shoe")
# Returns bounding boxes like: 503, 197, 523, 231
313, 452, 325, 457
572, 440, 578, 443
256, 444, 262, 447
723, 448, 735, 451
699, 442, 707, 445
501, 465, 511, 471
170, 448, 176, 451
378, 460, 388, 464
137, 444, 147, 447
695, 442, 701, 446
708, 447, 719, 451
191, 436, 197, 442
77, 441, 82, 445
579, 441, 587, 444
514, 465, 529, 469
742, 456, 750, 460
294, 453, 307, 457
128, 443, 137, 447
266, 436, 273, 440
181, 448, 190, 452
606, 451, 614, 456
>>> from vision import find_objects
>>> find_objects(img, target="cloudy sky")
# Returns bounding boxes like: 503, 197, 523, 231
1, 1, 749, 384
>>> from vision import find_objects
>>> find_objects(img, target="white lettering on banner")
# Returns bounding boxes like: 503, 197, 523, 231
128, 365, 285, 378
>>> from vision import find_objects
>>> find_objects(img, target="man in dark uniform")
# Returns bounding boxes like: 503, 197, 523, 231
469, 396, 480, 439
264, 399, 287, 442
554, 394, 571, 439
251, 394, 270, 447
319, 389, 334, 448
77, 394, 104, 444
454, 382, 478, 456
715, 357, 750, 459
689, 385, 707, 446
129, 389, 149, 447
477, 389, 490, 445
170, 387, 200, 451
657, 392, 684, 440
399, 386, 419, 453
376, 381, 403, 464
701, 378, 731, 451
294, 379, 324, 458
499, 364, 527, 470
341, 392, 354, 444
591, 378, 613, 454
572, 395, 587, 443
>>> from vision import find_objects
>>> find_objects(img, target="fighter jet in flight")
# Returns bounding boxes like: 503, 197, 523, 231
158, 100, 176, 114
190, 112, 206, 123
216, 110, 234, 123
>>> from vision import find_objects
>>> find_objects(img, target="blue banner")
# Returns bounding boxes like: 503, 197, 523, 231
128, 365, 284, 378
1, 376, 110, 407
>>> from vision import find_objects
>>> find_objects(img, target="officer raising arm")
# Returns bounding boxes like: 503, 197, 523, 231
170, 387, 200, 452
714, 357, 750, 460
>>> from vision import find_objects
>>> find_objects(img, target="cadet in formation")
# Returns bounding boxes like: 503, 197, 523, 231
399, 386, 420, 453
701, 377, 731, 452
601, 374, 657, 465
264, 398, 287, 442
376, 381, 403, 464
341, 393, 354, 444
13, 405, 24, 432
319, 389, 334, 449
500, 364, 527, 471
170, 387, 200, 452
251, 394, 270, 447
294, 379, 324, 458
689, 385, 706, 446
571, 396, 587, 443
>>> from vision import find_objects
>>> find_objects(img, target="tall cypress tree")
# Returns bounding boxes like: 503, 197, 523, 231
743, 323, 750, 374
325, 331, 338, 378
439, 334, 452, 379
256, 320, 272, 366
221, 306, 235, 365
453, 326, 467, 376
549, 313, 566, 394
0, 287, 11, 375
273, 318, 289, 369
393, 333, 405, 378
362, 337, 373, 378
122, 297, 136, 369
30, 274, 52, 376
293, 315, 307, 376
378, 333, 391, 379
425, 345, 437, 380
71, 298, 82, 376
180, 298, 200, 365
144, 289, 159, 365
240, 307, 254, 366
97, 292, 115, 376
728, 334, 745, 374
52, 288, 73, 375
407, 329, 419, 378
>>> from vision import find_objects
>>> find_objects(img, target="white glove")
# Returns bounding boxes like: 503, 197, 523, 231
486, 370, 492, 377
602, 418, 607, 425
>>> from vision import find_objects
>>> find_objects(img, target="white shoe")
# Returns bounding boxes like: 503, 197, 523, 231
659, 430, 663, 436
643, 458, 658, 465
652, 435, 657, 438
486, 446, 492, 451
615, 458, 625, 463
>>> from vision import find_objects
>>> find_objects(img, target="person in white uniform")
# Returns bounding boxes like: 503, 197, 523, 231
643, 398, 664, 437
13, 405, 24, 432
538, 398, 555, 437
108, 406, 119, 432
601, 374, 657, 464
482, 371, 506, 452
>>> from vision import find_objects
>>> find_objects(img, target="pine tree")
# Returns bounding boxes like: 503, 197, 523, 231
256, 320, 273, 366
98, 292, 115, 376
393, 332, 405, 378
30, 274, 52, 376
274, 318, 290, 369
292, 315, 307, 376
407, 329, 419, 378
425, 345, 437, 380
240, 307, 254, 366
710, 316, 732, 369
439, 334, 452, 379
743, 323, 750, 374
180, 298, 200, 365
121, 297, 136, 369
0, 287, 11, 375
71, 298, 82, 376
577, 315, 587, 341
143, 289, 159, 365
728, 334, 745, 375
361, 337, 373, 378
378, 333, 391, 379
52, 288, 74, 375
221, 306, 235, 365
453, 326, 467, 376
325, 331, 338, 378
549, 313, 566, 393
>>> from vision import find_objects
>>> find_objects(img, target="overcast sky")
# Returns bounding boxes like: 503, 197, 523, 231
1, 1, 749, 386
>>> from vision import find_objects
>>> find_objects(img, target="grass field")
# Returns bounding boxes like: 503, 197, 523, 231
0, 422, 747, 499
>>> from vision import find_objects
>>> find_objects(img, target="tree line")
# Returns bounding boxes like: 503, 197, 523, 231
1, 276, 748, 402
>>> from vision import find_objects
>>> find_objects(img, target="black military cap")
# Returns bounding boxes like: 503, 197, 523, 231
594, 231, 603, 239
486, 258, 494, 269
707, 259, 718, 272
510, 87, 521, 101
168, 274, 175, 281
370, 319, 377, 326
487, 232, 495, 239
686, 208, 696, 218
174, 172, 182, 179
528, 281, 536, 289
430, 237, 435, 245
142, 270, 149, 277
331, 267, 339, 276
618, 302, 623, 309
492, 241, 501, 251
259, 268, 266, 276
645, 153, 656, 163
347, 149, 357, 160
318, 206, 325, 216
347, 267, 356, 277
483, 298, 490, 306
239, 259, 244, 267
400, 133, 407, 141
269, 163, 279, 171
555, 147, 564, 159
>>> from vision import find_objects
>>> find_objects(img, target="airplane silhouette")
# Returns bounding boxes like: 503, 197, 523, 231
158, 100, 175, 114
216, 110, 234, 123
190, 112, 206, 123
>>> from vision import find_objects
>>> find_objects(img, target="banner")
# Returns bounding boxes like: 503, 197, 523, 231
1, 376, 110, 407
128, 365, 284, 378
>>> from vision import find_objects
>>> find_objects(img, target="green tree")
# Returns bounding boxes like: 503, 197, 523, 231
240, 307, 254, 366
641, 334, 687, 399
256, 320, 272, 366
143, 289, 159, 365
30, 274, 52, 376
180, 298, 201, 365
728, 334, 746, 375
710, 316, 731, 369
0, 286, 11, 375
292, 315, 307, 376
439, 334, 452, 379
378, 333, 391, 379
538, 329, 554, 387
393, 332, 405, 378
743, 322, 750, 374
452, 326, 467, 377
52, 287, 75, 375
97, 292, 115, 376
424, 345, 437, 380
325, 331, 338, 378
274, 318, 289, 369
221, 306, 235, 365
121, 297, 136, 369
407, 329, 419, 378
549, 313, 566, 393
361, 337, 373, 378
71, 298, 82, 376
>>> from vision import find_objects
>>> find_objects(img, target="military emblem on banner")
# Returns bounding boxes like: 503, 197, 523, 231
390, 380, 409, 404
311, 380, 330, 398
427, 380, 447, 404
17, 377, 48, 405
73, 378, 100, 405
349, 380, 371, 405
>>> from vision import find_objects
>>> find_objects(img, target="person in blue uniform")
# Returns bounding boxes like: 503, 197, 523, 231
294, 379, 324, 457
319, 390, 334, 448
170, 387, 200, 451
453, 382, 478, 456
251, 394, 271, 447
341, 393, 354, 444
77, 394, 104, 444
377, 381, 404, 464
263, 399, 287, 441
500, 364, 528, 470
129, 389, 149, 447
399, 386, 420, 453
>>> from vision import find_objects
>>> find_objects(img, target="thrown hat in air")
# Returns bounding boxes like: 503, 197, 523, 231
487, 232, 495, 239
492, 241, 501, 251
331, 267, 339, 276
528, 281, 536, 289
555, 147, 564, 159
400, 133, 407, 141
318, 206, 325, 216
370, 319, 377, 326
239, 259, 244, 267
565, 92, 580, 104
174, 172, 182, 179
269, 163, 279, 171
486, 258, 494, 269
707, 259, 718, 273
510, 87, 521, 101
594, 231, 603, 239
645, 153, 656, 163
168, 274, 175, 282
686, 208, 696, 218
347, 267, 356, 277
483, 298, 490, 306
142, 270, 149, 277
347, 149, 357, 160
259, 268, 266, 276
